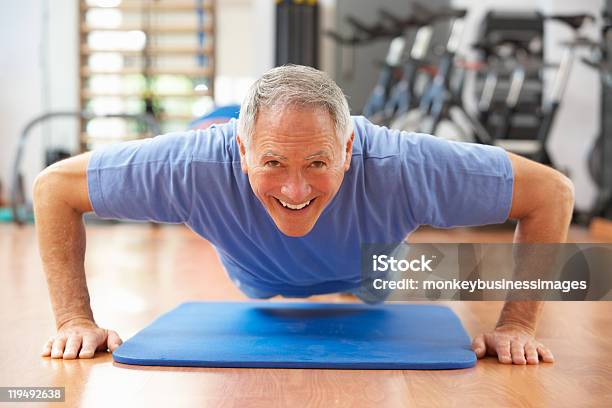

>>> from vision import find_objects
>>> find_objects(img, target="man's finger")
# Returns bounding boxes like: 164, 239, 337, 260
496, 340, 512, 364
41, 337, 54, 357
63, 335, 83, 360
107, 330, 123, 352
537, 344, 555, 363
79, 335, 98, 359
525, 342, 539, 364
511, 340, 527, 365
471, 335, 486, 358
51, 337, 67, 359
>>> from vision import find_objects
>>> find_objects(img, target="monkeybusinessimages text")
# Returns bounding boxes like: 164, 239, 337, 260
370, 254, 587, 294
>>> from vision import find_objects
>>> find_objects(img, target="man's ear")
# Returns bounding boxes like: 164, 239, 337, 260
236, 135, 249, 174
343, 131, 355, 172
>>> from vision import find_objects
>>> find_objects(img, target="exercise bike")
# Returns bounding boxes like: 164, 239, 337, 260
389, 8, 493, 143
379, 5, 466, 126
326, 9, 411, 121
326, 5, 468, 126
391, 12, 596, 167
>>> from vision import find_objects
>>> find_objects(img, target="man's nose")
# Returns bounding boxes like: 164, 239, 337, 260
281, 171, 312, 202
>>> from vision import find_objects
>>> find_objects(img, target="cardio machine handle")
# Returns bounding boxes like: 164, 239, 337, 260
412, 3, 467, 25
545, 13, 595, 31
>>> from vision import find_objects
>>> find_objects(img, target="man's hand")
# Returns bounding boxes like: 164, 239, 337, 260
42, 318, 123, 359
471, 324, 554, 365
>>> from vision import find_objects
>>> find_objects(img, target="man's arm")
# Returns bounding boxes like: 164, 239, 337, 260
33, 152, 122, 359
472, 152, 574, 364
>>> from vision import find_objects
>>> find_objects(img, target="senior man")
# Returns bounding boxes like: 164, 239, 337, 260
34, 65, 572, 364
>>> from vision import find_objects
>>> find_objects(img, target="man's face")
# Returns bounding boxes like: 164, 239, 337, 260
237, 106, 353, 237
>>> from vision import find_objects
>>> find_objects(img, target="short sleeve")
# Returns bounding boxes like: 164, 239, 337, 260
87, 132, 196, 223
399, 133, 514, 228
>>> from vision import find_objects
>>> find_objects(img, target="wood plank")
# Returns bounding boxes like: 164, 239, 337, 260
81, 90, 211, 98
84, 1, 215, 12
80, 66, 213, 76
158, 113, 196, 121
81, 45, 213, 55
81, 23, 214, 34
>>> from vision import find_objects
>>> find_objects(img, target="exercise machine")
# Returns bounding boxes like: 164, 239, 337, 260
391, 12, 596, 167
584, 10, 612, 220
473, 11, 545, 141
10, 111, 161, 225
390, 8, 492, 143
327, 5, 470, 126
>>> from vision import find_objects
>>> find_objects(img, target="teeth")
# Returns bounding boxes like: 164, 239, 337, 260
278, 199, 311, 210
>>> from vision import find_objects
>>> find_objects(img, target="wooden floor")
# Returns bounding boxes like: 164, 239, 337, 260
0, 223, 611, 407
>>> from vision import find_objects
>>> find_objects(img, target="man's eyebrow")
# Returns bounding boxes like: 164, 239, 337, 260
304, 151, 332, 160
261, 151, 288, 160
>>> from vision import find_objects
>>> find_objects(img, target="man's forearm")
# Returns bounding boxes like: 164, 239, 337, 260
34, 174, 94, 329
498, 189, 574, 331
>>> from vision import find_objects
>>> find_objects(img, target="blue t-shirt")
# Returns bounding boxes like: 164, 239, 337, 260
87, 116, 513, 297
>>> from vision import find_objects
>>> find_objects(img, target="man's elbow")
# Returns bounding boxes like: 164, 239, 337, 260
523, 169, 575, 217
551, 172, 575, 215
33, 168, 53, 200
32, 154, 93, 214
33, 167, 62, 209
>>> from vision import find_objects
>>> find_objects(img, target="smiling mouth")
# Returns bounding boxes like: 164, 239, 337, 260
274, 197, 316, 211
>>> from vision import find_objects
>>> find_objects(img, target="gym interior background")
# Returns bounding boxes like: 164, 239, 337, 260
0, 0, 611, 406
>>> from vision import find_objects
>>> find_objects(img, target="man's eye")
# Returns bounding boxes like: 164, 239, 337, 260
265, 160, 281, 167
309, 161, 326, 168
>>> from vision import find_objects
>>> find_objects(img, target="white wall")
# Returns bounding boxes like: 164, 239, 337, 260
0, 0, 78, 203
251, 0, 275, 77
214, 0, 261, 105
0, 0, 44, 202
453, 0, 604, 211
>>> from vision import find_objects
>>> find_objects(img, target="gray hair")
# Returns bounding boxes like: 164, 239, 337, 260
237, 65, 352, 150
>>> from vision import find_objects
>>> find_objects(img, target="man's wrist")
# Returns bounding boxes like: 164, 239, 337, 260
56, 314, 96, 331
496, 300, 542, 335
495, 319, 536, 335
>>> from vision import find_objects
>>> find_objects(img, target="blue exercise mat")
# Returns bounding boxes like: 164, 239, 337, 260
113, 302, 476, 370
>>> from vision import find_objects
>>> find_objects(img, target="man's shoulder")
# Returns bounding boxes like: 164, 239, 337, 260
350, 115, 402, 161
350, 116, 476, 163
187, 119, 239, 165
